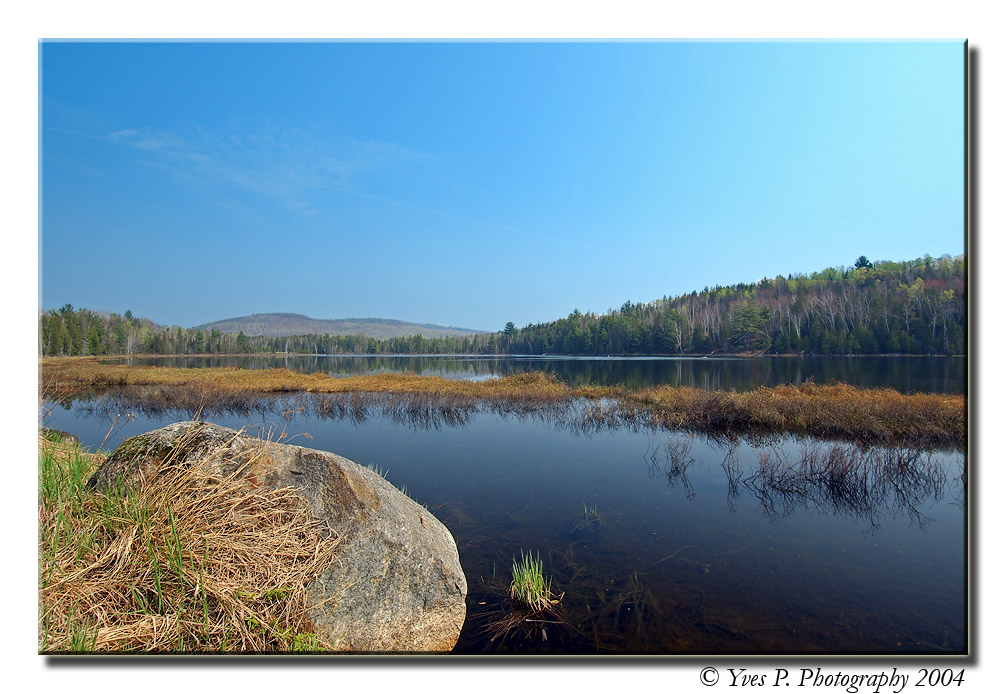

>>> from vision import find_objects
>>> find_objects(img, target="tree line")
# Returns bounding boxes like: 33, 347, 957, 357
494, 254, 965, 356
39, 254, 965, 358
39, 306, 247, 357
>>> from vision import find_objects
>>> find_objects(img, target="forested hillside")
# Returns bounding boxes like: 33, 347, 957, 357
38, 307, 254, 357
495, 254, 966, 356
39, 254, 965, 357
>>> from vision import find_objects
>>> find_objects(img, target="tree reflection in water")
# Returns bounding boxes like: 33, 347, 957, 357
78, 389, 963, 533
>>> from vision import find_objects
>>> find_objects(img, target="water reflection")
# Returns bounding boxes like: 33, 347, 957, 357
110, 354, 966, 394
73, 392, 964, 534
46, 392, 966, 654
646, 436, 697, 500
739, 442, 953, 532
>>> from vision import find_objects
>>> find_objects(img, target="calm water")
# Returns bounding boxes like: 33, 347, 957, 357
112, 354, 966, 394
45, 393, 966, 654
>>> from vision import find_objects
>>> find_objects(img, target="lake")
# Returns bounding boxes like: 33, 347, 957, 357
111, 354, 966, 394
42, 356, 967, 654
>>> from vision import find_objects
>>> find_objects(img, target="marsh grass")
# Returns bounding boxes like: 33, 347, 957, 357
43, 359, 964, 448
623, 381, 964, 448
573, 502, 609, 534
587, 570, 666, 650
509, 550, 563, 615
478, 543, 679, 653
38, 433, 339, 653
40, 360, 606, 402
581, 503, 602, 525
472, 550, 566, 649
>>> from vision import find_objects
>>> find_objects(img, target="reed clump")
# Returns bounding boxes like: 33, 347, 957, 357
509, 550, 563, 615
475, 549, 566, 648
38, 433, 339, 652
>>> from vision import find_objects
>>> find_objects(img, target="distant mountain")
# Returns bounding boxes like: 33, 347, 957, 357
190, 313, 485, 339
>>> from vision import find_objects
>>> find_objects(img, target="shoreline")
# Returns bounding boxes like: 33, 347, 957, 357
44, 352, 967, 360
41, 359, 965, 450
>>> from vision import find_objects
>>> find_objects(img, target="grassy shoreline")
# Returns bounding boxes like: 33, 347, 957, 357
41, 358, 965, 449
38, 431, 337, 652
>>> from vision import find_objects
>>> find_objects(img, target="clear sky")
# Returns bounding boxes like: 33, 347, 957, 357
40, 40, 965, 332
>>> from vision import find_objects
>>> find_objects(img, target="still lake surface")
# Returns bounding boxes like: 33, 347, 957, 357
113, 353, 966, 393
46, 356, 967, 654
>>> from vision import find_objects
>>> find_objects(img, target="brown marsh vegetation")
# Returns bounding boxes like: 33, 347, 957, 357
42, 358, 965, 449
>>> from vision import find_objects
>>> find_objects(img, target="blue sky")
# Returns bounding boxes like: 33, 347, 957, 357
40, 41, 965, 332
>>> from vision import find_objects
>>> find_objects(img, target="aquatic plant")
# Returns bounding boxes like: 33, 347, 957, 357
573, 502, 607, 533
509, 550, 563, 614
591, 571, 665, 647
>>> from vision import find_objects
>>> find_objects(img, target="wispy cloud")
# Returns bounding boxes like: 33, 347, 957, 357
57, 122, 601, 249
106, 124, 414, 216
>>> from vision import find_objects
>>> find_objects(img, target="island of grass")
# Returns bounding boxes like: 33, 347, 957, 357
41, 358, 965, 449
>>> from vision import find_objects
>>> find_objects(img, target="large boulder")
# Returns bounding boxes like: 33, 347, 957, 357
87, 421, 467, 652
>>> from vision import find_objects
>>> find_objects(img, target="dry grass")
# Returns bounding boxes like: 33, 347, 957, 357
41, 358, 965, 448
623, 381, 964, 447
38, 432, 339, 653
40, 358, 614, 399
